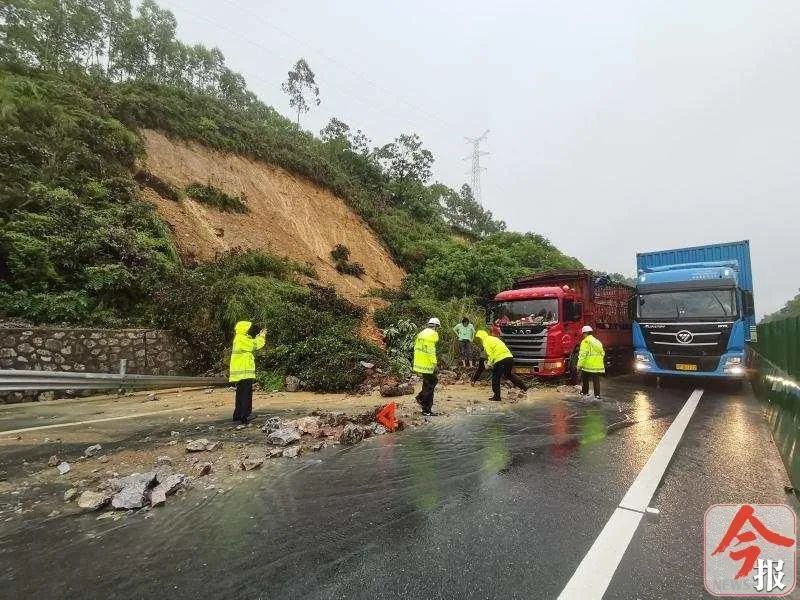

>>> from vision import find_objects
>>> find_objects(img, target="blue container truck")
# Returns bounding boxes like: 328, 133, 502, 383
632, 240, 755, 380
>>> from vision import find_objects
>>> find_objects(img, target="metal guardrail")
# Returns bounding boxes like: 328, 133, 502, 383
0, 365, 225, 392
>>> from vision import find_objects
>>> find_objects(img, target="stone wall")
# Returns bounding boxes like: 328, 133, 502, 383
0, 327, 193, 403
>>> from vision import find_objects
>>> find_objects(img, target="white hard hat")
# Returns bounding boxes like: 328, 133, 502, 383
581, 325, 593, 333
428, 317, 441, 327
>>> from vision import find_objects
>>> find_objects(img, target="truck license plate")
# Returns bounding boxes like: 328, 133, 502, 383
514, 367, 533, 375
675, 363, 698, 371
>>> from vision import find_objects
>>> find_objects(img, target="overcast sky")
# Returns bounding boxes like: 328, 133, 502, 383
155, 0, 799, 317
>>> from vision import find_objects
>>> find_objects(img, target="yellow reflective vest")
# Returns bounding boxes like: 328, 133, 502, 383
577, 334, 605, 373
413, 327, 439, 375
475, 330, 513, 366
229, 321, 266, 382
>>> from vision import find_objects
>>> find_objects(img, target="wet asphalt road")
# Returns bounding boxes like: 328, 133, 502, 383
1, 376, 797, 599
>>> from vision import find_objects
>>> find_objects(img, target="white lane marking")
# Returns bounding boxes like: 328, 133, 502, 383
557, 388, 704, 600
0, 406, 196, 436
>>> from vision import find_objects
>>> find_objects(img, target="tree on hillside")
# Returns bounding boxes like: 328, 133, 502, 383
438, 183, 505, 238
320, 117, 371, 155
281, 58, 320, 125
375, 133, 434, 182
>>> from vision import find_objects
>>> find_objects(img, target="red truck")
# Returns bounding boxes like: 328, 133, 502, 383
488, 270, 634, 378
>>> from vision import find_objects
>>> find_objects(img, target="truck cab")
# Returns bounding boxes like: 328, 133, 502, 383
489, 270, 633, 378
633, 260, 756, 379
490, 285, 582, 376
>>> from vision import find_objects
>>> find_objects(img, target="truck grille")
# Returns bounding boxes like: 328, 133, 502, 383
500, 325, 548, 365
639, 321, 733, 368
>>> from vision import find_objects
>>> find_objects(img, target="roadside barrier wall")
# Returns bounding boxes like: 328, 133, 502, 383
758, 315, 800, 381
752, 349, 800, 491
0, 326, 192, 403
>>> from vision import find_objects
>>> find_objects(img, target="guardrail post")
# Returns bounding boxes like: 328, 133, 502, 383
119, 359, 127, 376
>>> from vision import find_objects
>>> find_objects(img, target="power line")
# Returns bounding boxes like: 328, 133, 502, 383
214, 0, 464, 134
464, 130, 489, 204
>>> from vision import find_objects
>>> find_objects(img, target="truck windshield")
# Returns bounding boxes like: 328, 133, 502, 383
637, 289, 737, 320
492, 299, 559, 326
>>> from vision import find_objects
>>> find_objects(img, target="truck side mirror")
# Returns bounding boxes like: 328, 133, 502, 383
574, 302, 583, 321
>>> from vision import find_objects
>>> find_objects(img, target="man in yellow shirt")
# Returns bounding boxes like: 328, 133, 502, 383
577, 325, 605, 400
229, 320, 266, 424
471, 330, 528, 401
413, 317, 440, 416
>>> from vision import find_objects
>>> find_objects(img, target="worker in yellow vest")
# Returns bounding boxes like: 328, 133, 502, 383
577, 325, 605, 399
471, 330, 528, 401
413, 317, 441, 416
229, 320, 266, 424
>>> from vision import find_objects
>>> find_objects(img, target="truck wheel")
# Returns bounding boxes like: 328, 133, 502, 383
567, 350, 579, 384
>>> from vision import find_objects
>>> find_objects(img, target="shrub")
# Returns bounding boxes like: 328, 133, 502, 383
330, 243, 366, 279
267, 331, 386, 392
184, 182, 248, 213
134, 170, 181, 201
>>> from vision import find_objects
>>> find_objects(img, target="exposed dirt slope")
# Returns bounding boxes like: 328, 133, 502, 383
140, 130, 405, 304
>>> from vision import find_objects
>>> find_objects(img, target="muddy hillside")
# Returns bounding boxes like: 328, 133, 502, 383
140, 130, 405, 303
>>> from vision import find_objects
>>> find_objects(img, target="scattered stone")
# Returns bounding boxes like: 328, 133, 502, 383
289, 416, 319, 436
339, 423, 365, 445
97, 455, 109, 463
63, 488, 79, 502
267, 427, 301, 447
193, 462, 212, 476
167, 440, 177, 446
268, 448, 284, 459
355, 383, 373, 395
156, 456, 173, 466
241, 457, 264, 471
235, 424, 245, 430
206, 441, 222, 451
315, 411, 349, 427
83, 444, 102, 457
261, 417, 283, 433
77, 491, 111, 510
372, 423, 388, 436
170, 431, 180, 437
311, 442, 325, 452
282, 446, 301, 458
48, 455, 60, 467
380, 381, 414, 397
185, 438, 210, 452
285, 375, 302, 392
151, 474, 185, 502
145, 393, 159, 402
56, 462, 71, 475
110, 472, 158, 510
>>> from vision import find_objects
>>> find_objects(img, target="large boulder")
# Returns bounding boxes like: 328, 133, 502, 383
110, 471, 158, 510
267, 427, 301, 446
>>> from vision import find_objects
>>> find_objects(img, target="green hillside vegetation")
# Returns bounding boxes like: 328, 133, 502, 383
0, 0, 581, 390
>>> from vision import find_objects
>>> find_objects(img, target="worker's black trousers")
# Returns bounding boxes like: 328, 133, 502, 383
233, 378, 254, 423
581, 371, 602, 398
416, 373, 438, 413
491, 357, 528, 400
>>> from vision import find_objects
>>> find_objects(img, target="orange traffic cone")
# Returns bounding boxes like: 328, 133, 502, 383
376, 402, 398, 432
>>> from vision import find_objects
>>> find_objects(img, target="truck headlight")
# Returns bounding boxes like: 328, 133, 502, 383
723, 356, 745, 375
634, 353, 651, 370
